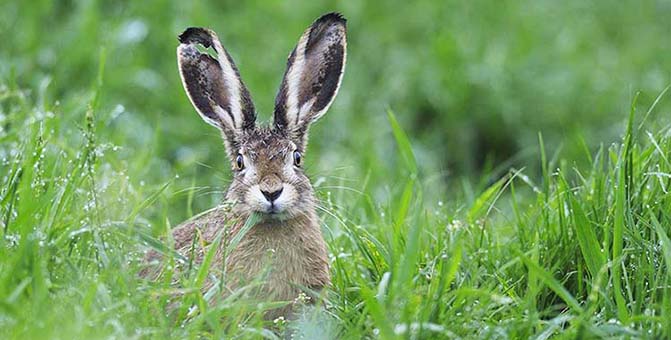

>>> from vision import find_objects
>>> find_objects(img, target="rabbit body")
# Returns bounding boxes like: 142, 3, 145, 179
168, 128, 330, 319
144, 13, 347, 320
169, 202, 328, 320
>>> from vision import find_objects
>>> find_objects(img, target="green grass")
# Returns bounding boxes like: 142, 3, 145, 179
2, 0, 671, 339
3, 83, 671, 338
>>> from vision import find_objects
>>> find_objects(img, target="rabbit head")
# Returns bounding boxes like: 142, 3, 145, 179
176, 13, 346, 219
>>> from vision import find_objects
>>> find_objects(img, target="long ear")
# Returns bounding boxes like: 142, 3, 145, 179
273, 13, 347, 147
177, 27, 256, 151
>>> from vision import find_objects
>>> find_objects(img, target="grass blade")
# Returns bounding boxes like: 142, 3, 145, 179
611, 92, 638, 323
386, 108, 417, 175
467, 175, 507, 224
564, 177, 605, 278
518, 251, 583, 313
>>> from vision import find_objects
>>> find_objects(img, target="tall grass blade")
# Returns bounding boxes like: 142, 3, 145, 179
518, 251, 583, 313
612, 92, 638, 322
467, 175, 506, 224
386, 108, 417, 175
564, 177, 605, 278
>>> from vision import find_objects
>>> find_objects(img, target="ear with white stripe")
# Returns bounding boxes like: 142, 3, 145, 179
273, 13, 347, 147
177, 27, 256, 152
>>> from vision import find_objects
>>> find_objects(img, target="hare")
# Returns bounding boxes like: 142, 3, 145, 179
142, 13, 347, 320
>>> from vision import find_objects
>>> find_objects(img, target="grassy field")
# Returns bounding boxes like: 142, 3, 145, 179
2, 0, 671, 338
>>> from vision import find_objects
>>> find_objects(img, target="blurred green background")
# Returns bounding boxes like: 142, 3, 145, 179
2, 0, 670, 218
2, 1, 671, 337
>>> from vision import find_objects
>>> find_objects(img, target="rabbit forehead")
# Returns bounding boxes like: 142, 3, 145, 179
238, 127, 296, 160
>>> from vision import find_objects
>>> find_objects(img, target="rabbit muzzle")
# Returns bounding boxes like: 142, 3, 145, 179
250, 173, 297, 217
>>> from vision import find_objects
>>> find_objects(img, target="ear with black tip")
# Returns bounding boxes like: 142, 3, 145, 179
273, 13, 347, 147
177, 27, 256, 151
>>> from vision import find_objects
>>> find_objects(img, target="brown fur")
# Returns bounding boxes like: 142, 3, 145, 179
170, 206, 327, 320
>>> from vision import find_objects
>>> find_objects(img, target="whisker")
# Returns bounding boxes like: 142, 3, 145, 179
171, 186, 217, 196
196, 161, 215, 170
314, 204, 349, 230
313, 174, 357, 182
314, 185, 365, 196
196, 190, 229, 198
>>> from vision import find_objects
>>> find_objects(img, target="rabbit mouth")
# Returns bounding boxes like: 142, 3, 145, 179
259, 204, 292, 220
266, 204, 283, 215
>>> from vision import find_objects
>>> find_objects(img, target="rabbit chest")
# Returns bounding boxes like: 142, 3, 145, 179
225, 217, 330, 302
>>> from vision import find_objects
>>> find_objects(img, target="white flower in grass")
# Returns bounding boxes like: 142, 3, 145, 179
446, 219, 463, 232
273, 316, 286, 326
294, 292, 311, 304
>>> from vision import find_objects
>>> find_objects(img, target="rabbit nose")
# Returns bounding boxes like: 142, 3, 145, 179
261, 187, 283, 202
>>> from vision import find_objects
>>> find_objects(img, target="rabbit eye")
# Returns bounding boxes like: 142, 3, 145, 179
293, 151, 302, 167
235, 154, 245, 170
